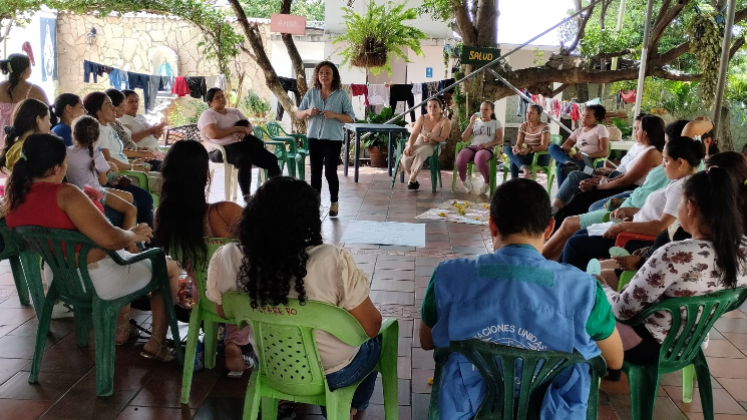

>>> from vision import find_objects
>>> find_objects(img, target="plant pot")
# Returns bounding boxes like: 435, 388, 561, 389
351, 36, 388, 69
367, 146, 388, 168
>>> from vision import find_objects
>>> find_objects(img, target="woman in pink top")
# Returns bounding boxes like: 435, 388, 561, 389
548, 105, 609, 189
197, 88, 281, 198
0, 54, 49, 149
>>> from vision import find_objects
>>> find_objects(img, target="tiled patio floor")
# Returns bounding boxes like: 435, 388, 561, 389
0, 164, 746, 419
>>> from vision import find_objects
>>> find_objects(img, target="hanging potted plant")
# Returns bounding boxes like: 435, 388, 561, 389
358, 107, 406, 167
331, 0, 427, 75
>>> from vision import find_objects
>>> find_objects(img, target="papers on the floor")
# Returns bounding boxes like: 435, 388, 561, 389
341, 221, 426, 247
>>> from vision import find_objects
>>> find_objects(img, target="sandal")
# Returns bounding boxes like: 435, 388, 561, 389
140, 338, 176, 363
116, 322, 140, 346
227, 354, 257, 379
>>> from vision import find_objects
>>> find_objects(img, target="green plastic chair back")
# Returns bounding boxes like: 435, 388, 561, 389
0, 219, 44, 310
119, 170, 160, 208
266, 121, 308, 181
619, 288, 747, 420
550, 134, 563, 146
13, 226, 184, 397
180, 237, 239, 404
222, 293, 400, 420
267, 121, 309, 154
429, 339, 607, 419
392, 136, 443, 193
450, 138, 499, 196
498, 135, 559, 197
254, 125, 304, 181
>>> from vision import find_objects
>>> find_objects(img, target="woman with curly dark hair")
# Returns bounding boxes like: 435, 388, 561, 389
206, 177, 382, 417
296, 61, 355, 217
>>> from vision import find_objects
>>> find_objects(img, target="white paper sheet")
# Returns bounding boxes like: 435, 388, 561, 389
340, 221, 426, 247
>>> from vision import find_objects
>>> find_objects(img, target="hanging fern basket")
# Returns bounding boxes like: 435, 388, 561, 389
351, 36, 388, 69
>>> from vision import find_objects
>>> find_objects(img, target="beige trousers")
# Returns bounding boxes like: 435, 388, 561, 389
400, 137, 435, 183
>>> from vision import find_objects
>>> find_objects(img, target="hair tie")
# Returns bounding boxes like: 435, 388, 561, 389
707, 165, 719, 173
692, 135, 703, 142
19, 153, 27, 162
3, 126, 16, 137
6, 62, 12, 74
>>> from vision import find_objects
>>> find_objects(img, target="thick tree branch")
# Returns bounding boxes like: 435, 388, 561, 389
731, 37, 746, 58
280, 0, 308, 97
591, 49, 632, 60
649, 0, 688, 53
564, 3, 596, 54
551, 83, 571, 97
450, 0, 476, 46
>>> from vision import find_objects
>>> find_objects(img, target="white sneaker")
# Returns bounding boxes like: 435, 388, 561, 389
462, 178, 473, 193
51, 301, 74, 319
478, 184, 490, 195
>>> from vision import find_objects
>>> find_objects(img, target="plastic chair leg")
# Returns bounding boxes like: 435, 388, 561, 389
242, 370, 262, 420
626, 364, 661, 420
29, 286, 58, 384
92, 302, 118, 396
682, 364, 695, 404
430, 158, 438, 193
379, 321, 399, 420
203, 321, 218, 369
9, 256, 29, 306
261, 396, 279, 420
694, 354, 715, 420
324, 387, 356, 420
74, 307, 92, 347
181, 307, 203, 404
224, 163, 233, 201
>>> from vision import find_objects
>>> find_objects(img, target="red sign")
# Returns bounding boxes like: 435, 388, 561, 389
270, 14, 307, 35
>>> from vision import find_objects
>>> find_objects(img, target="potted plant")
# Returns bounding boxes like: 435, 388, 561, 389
331, 0, 427, 75
358, 107, 406, 168
241, 90, 271, 119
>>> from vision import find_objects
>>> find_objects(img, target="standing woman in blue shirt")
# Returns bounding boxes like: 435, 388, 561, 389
296, 61, 356, 217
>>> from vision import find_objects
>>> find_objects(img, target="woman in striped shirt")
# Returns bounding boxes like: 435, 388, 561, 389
503, 104, 550, 179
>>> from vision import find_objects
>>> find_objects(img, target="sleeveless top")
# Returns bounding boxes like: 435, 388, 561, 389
431, 246, 601, 420
0, 85, 33, 149
417, 116, 446, 144
6, 182, 105, 230
618, 144, 656, 186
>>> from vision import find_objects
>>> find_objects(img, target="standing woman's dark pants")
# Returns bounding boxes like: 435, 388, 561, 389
224, 135, 282, 196
308, 138, 343, 202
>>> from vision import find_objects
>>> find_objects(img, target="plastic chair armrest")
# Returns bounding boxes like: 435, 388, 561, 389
531, 150, 550, 166
106, 247, 165, 266
272, 136, 299, 154
614, 232, 656, 248
119, 170, 149, 188
378, 318, 398, 335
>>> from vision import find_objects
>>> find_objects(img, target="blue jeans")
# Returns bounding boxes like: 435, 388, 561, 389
559, 229, 654, 271
503, 146, 552, 179
555, 170, 592, 205
322, 335, 382, 412
588, 191, 632, 212
548, 144, 587, 188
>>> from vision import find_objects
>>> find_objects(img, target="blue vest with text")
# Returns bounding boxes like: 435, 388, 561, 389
431, 245, 601, 420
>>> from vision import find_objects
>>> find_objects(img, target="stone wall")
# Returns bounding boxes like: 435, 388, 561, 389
56, 13, 272, 116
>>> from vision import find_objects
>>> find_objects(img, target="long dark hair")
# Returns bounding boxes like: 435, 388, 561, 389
312, 61, 341, 91
155, 140, 211, 262
237, 177, 323, 308
665, 120, 690, 143
0, 54, 31, 98
82, 91, 108, 120
705, 151, 747, 232
0, 99, 49, 169
5, 134, 67, 211
50, 93, 81, 127
665, 136, 705, 168
682, 167, 746, 288
640, 114, 666, 151
72, 116, 101, 178
105, 89, 125, 107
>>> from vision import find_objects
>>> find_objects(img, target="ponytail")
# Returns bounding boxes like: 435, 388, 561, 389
0, 54, 31, 98
682, 167, 747, 288
72, 116, 100, 178
0, 99, 50, 169
5, 134, 67, 211
665, 136, 706, 168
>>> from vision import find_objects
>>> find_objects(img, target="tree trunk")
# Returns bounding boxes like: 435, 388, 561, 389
716, 104, 735, 151
280, 0, 309, 98
228, 0, 306, 132
474, 0, 499, 47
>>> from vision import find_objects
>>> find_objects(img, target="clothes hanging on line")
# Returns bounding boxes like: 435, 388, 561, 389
127, 72, 152, 112
83, 60, 104, 83
275, 77, 302, 121
172, 76, 190, 97
389, 84, 416, 122
159, 76, 174, 91
276, 91, 300, 121
186, 77, 207, 100
368, 84, 388, 106
422, 81, 439, 115
517, 88, 530, 117
340, 83, 352, 98
109, 69, 125, 90
350, 83, 368, 106
411, 83, 422, 95
621, 90, 636, 104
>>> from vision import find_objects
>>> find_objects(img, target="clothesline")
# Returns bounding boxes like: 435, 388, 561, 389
82, 60, 226, 112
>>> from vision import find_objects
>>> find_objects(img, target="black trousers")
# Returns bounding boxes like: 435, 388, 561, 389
389, 84, 416, 123
223, 136, 281, 196
308, 138, 343, 202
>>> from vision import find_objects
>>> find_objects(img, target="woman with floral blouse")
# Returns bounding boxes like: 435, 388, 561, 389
599, 167, 747, 363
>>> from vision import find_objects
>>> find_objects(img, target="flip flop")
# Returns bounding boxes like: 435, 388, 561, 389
116, 322, 140, 346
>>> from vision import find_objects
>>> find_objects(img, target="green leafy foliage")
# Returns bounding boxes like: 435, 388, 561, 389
688, 13, 722, 108
416, 0, 452, 22
611, 117, 633, 137
356, 107, 405, 150
331, 0, 427, 75
240, 89, 272, 117
168, 100, 208, 126
238, 0, 324, 21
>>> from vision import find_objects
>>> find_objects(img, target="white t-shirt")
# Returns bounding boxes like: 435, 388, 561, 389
197, 108, 247, 149
618, 144, 656, 186
66, 146, 110, 193
97, 123, 127, 163
569, 124, 609, 155
471, 119, 503, 146
119, 114, 160, 150
633, 176, 688, 223
206, 243, 371, 374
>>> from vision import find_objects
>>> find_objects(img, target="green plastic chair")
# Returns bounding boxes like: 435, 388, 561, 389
222, 293, 400, 420
500, 134, 563, 197
120, 170, 160, 208
254, 125, 303, 180
450, 138, 500, 196
391, 136, 442, 193
619, 288, 747, 420
13, 226, 184, 397
251, 126, 291, 188
429, 339, 607, 419
180, 237, 239, 404
266, 121, 308, 180
0, 219, 44, 309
